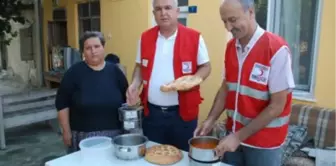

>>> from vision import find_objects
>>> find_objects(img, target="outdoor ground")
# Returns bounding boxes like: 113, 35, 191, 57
0, 69, 67, 166
0, 122, 66, 166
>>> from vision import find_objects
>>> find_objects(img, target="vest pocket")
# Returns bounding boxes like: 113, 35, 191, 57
183, 88, 202, 108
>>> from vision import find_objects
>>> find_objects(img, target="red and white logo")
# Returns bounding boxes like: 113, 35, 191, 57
249, 63, 270, 85
182, 61, 192, 74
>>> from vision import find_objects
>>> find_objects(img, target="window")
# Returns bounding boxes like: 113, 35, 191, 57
178, 0, 188, 6
255, 0, 322, 100
53, 8, 66, 21
78, 0, 101, 38
255, 0, 268, 30
178, 18, 187, 26
20, 26, 34, 61
178, 0, 188, 26
0, 39, 7, 70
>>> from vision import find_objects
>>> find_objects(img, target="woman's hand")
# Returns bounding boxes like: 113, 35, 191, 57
62, 130, 72, 147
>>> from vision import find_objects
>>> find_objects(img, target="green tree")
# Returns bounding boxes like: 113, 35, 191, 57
0, 0, 27, 45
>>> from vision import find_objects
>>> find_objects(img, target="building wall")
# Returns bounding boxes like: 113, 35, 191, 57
42, 0, 335, 123
100, 0, 151, 80
42, 0, 150, 77
186, 0, 228, 121
42, 0, 78, 71
6, 10, 36, 84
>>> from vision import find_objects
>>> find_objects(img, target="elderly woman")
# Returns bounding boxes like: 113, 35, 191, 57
55, 31, 128, 153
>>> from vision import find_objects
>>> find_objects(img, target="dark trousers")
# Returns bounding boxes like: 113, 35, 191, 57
222, 145, 283, 166
142, 103, 197, 151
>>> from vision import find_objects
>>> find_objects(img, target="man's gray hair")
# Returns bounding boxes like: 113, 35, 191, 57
152, 0, 178, 8
239, 0, 255, 11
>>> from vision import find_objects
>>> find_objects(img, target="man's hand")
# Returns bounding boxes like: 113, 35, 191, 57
126, 83, 140, 106
214, 133, 241, 157
62, 130, 72, 147
193, 118, 216, 137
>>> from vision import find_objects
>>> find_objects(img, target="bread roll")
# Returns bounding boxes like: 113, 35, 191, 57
160, 75, 203, 92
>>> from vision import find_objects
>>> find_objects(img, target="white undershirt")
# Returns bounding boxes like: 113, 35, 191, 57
136, 31, 210, 106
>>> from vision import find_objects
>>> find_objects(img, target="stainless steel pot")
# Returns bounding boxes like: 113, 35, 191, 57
189, 158, 218, 166
122, 120, 141, 131
113, 133, 148, 160
118, 104, 143, 121
188, 136, 220, 163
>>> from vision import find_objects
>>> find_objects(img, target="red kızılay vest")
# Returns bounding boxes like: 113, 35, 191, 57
140, 24, 203, 121
224, 32, 292, 148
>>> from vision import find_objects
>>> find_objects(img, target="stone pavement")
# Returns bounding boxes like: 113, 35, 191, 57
0, 122, 66, 166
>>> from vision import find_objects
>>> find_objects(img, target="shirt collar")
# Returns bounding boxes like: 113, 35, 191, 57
158, 29, 178, 40
235, 25, 265, 49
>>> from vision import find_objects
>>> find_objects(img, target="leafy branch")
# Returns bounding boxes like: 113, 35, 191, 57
0, 0, 27, 45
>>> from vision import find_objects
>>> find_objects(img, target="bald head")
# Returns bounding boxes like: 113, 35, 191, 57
219, 0, 256, 40
152, 0, 180, 31
153, 0, 178, 8
221, 0, 254, 11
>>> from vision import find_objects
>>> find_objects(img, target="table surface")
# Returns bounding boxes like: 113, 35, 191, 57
45, 141, 231, 166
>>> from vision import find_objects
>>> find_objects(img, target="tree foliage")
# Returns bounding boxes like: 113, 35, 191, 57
0, 0, 27, 45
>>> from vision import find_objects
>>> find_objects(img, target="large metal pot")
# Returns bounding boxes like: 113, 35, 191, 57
188, 136, 220, 164
113, 133, 148, 160
122, 120, 142, 131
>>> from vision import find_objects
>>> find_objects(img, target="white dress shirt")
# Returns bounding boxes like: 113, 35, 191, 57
136, 30, 210, 106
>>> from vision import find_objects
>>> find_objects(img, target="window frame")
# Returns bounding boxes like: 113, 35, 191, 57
266, 0, 323, 102
177, 6, 188, 26
77, 0, 101, 38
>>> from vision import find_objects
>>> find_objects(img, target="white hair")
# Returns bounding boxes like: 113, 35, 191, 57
240, 0, 254, 11
221, 0, 254, 11
152, 0, 178, 8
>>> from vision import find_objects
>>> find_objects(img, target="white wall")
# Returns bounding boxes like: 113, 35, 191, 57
6, 9, 36, 84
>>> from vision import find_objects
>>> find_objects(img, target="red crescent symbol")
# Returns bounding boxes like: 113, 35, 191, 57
258, 69, 264, 76
183, 63, 190, 70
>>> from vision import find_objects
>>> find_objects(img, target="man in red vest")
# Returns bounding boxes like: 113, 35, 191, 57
126, 0, 211, 151
194, 0, 295, 165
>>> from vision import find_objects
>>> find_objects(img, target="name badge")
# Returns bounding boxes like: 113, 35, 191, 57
182, 61, 192, 74
142, 59, 148, 67
249, 63, 270, 85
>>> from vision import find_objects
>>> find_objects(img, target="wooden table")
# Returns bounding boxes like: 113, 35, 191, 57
43, 72, 63, 88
